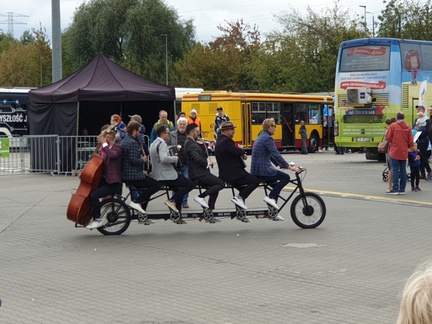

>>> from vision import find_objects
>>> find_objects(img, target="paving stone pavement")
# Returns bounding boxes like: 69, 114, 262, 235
1, 150, 431, 323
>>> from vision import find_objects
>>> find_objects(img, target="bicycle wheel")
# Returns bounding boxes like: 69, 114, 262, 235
97, 198, 132, 235
290, 192, 326, 229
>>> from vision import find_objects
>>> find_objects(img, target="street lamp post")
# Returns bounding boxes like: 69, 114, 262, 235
359, 5, 367, 37
367, 11, 375, 37
161, 34, 168, 85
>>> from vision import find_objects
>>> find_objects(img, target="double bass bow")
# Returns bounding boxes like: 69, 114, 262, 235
66, 123, 116, 226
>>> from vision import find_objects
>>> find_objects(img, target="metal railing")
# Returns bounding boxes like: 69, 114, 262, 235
0, 134, 150, 176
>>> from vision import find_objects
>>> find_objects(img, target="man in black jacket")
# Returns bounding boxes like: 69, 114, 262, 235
184, 123, 224, 215
214, 121, 260, 211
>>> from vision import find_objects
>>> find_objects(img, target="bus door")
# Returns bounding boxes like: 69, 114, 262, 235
322, 104, 334, 148
281, 103, 294, 146
241, 102, 252, 148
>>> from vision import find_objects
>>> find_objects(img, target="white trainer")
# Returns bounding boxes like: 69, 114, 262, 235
86, 218, 105, 229
231, 195, 248, 210
129, 201, 146, 214
264, 196, 279, 210
272, 214, 285, 221
194, 196, 209, 209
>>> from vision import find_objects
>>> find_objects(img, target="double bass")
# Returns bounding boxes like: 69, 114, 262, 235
66, 124, 115, 225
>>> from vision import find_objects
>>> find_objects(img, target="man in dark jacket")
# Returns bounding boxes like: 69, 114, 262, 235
121, 121, 161, 213
184, 123, 224, 214
214, 121, 260, 210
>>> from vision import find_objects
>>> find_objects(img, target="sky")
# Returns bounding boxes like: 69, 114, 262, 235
2, 0, 386, 43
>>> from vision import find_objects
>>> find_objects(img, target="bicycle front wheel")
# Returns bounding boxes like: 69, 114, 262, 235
290, 192, 326, 229
97, 198, 132, 235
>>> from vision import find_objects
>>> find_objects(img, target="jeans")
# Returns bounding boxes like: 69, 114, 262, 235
259, 170, 291, 202
391, 158, 407, 192
179, 165, 189, 204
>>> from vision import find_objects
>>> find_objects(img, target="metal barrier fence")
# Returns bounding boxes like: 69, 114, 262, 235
0, 134, 150, 176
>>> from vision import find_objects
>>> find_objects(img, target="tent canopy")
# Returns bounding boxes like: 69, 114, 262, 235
29, 53, 174, 103
28, 54, 175, 136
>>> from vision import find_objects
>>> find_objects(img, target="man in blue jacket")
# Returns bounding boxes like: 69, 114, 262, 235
251, 118, 299, 220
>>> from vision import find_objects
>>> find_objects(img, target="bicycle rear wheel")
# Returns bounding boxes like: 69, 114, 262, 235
97, 198, 132, 235
290, 192, 326, 228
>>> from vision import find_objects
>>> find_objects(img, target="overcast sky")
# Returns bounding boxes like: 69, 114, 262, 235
2, 0, 385, 43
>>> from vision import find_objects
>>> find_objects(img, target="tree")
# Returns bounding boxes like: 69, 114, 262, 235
62, 0, 195, 84
247, 2, 364, 93
0, 27, 51, 87
172, 19, 261, 90
377, 0, 432, 40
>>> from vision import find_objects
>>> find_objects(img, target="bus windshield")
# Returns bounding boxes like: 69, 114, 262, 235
340, 45, 391, 72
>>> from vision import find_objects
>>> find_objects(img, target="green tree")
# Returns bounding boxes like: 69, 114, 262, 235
0, 27, 51, 87
248, 2, 363, 93
62, 0, 195, 84
377, 0, 432, 39
172, 19, 261, 90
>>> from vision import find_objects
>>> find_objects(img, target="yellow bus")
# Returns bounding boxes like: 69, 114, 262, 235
181, 91, 333, 152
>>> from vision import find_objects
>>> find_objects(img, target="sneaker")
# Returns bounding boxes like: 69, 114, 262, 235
138, 219, 155, 225
194, 196, 209, 209
385, 190, 399, 195
416, 186, 422, 191
129, 201, 146, 214
386, 189, 392, 193
182, 203, 189, 208
165, 200, 179, 213
399, 191, 406, 195
206, 217, 221, 223
231, 195, 248, 209
175, 218, 187, 225
86, 218, 105, 229
411, 188, 419, 192
263, 196, 279, 210
272, 214, 285, 221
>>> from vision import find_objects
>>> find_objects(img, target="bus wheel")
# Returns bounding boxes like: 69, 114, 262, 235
308, 133, 319, 153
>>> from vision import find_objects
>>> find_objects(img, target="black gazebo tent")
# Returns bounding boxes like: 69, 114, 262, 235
28, 53, 175, 136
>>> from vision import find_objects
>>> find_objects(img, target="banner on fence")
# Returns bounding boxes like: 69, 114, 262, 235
0, 138, 10, 157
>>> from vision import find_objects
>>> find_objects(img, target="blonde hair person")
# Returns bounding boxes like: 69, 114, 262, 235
397, 261, 432, 324
262, 118, 275, 131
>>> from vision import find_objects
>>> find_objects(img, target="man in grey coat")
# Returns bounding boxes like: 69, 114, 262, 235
149, 125, 194, 224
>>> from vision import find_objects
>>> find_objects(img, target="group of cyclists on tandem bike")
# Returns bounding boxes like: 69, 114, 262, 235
66, 117, 326, 236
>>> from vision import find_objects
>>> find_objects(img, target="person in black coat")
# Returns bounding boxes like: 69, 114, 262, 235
214, 121, 260, 210
184, 123, 224, 212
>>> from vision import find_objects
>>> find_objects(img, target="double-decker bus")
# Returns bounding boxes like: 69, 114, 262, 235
0, 87, 33, 137
334, 38, 432, 160
181, 91, 333, 152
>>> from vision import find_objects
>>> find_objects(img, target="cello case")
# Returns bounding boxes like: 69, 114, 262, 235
66, 153, 104, 225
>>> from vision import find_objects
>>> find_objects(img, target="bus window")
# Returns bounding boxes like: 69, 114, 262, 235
251, 102, 265, 124
309, 104, 320, 125
294, 103, 309, 124
266, 102, 281, 123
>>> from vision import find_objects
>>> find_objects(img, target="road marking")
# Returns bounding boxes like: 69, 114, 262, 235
304, 188, 432, 207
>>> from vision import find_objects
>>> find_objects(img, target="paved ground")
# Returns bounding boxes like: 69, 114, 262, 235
1, 150, 431, 323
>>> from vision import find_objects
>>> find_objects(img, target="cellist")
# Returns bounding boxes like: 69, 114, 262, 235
86, 125, 123, 229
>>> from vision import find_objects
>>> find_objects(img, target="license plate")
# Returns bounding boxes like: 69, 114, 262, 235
356, 138, 370, 142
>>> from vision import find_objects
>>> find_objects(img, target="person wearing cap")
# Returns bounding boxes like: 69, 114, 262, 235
214, 121, 260, 215
87, 125, 123, 229
149, 110, 175, 144
188, 109, 202, 138
385, 112, 414, 194
251, 118, 300, 220
129, 114, 149, 156
121, 121, 162, 214
214, 107, 230, 138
